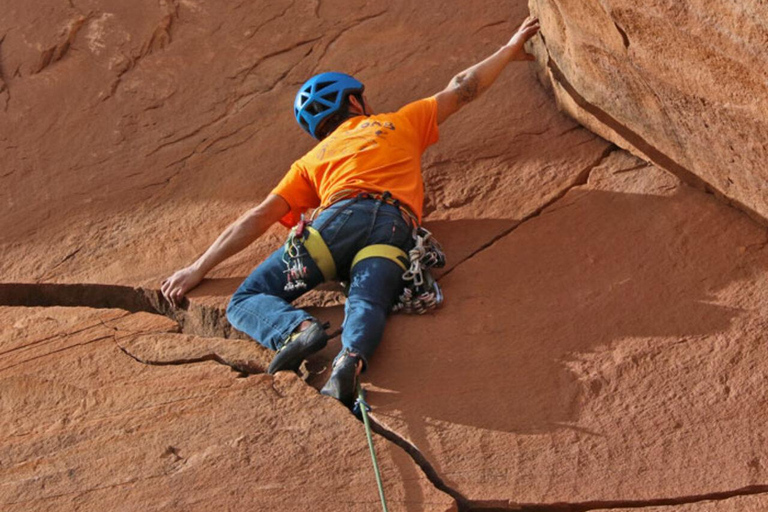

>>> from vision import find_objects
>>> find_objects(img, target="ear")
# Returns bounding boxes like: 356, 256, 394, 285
347, 94, 363, 113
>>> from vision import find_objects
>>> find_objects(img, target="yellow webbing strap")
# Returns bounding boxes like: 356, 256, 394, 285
351, 245, 408, 272
304, 227, 337, 282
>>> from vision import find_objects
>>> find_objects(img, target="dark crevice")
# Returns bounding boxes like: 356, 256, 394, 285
34, 14, 90, 74
0, 282, 236, 339
0, 282, 266, 376
367, 416, 471, 510
369, 413, 768, 511
500, 486, 768, 511
0, 34, 9, 111
613, 21, 629, 48
438, 144, 616, 281
112, 338, 256, 376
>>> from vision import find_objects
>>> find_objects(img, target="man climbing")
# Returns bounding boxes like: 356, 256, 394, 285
161, 16, 540, 407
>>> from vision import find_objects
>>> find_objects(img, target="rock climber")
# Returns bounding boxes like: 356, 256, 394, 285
161, 16, 541, 407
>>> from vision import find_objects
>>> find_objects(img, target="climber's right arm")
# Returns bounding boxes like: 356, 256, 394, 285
161, 193, 290, 307
435, 15, 540, 124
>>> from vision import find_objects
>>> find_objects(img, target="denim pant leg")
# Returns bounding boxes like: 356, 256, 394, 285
340, 256, 405, 368
330, 202, 413, 369
226, 246, 324, 351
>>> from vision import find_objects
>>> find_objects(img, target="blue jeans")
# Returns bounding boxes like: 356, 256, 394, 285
226, 197, 413, 368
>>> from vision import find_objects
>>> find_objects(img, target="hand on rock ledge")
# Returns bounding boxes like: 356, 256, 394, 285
505, 16, 540, 61
161, 265, 205, 307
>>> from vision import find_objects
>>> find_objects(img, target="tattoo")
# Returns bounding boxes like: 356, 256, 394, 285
451, 71, 479, 105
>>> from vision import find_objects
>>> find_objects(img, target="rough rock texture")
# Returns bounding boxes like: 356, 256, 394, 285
0, 0, 607, 287
599, 494, 768, 512
0, 307, 456, 511
368, 150, 768, 508
2, 0, 768, 510
527, 0, 768, 223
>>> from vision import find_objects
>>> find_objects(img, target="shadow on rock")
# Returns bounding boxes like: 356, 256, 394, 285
365, 185, 766, 441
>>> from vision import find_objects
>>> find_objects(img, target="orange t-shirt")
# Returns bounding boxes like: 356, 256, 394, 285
271, 96, 440, 227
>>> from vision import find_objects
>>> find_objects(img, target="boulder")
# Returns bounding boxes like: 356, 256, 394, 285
527, 0, 768, 223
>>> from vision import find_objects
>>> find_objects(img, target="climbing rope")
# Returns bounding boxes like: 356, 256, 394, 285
354, 384, 389, 512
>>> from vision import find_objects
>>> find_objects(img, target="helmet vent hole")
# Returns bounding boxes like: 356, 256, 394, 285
315, 81, 334, 91
321, 92, 338, 104
307, 102, 330, 115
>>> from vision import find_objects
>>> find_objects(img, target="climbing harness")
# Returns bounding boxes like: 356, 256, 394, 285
282, 191, 446, 314
354, 384, 389, 512
392, 226, 445, 315
283, 216, 337, 291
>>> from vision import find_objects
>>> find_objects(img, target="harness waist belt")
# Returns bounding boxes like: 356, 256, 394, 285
293, 228, 407, 282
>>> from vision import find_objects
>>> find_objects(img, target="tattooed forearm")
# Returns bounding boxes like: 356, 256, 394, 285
451, 71, 480, 105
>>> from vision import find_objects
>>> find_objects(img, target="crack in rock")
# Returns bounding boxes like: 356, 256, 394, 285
501, 485, 768, 512
367, 414, 472, 510
139, 0, 179, 58
0, 34, 10, 111
309, 9, 388, 75
438, 144, 616, 281
102, 0, 179, 100
368, 412, 768, 511
112, 337, 257, 375
3, 275, 766, 510
34, 15, 90, 74
232, 36, 323, 82
0, 282, 235, 339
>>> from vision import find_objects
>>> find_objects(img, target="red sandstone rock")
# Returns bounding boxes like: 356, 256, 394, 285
0, 0, 607, 287
528, 0, 768, 223
367, 151, 768, 505
0, 307, 456, 511
1, 0, 766, 509
600, 495, 768, 512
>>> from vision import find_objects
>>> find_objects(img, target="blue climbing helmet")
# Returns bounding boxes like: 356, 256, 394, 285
294, 72, 365, 139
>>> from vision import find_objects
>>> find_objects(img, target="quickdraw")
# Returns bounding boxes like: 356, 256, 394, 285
393, 226, 445, 315
283, 216, 311, 292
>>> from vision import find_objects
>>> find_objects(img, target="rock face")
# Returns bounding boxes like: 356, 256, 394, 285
2, 0, 768, 510
527, 0, 768, 223
0, 0, 607, 286
367, 150, 768, 507
0, 307, 455, 511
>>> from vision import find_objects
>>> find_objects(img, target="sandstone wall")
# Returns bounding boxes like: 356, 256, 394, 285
528, 0, 768, 223
2, 0, 768, 510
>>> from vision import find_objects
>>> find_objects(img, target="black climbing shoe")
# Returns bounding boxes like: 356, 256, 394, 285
320, 352, 363, 409
267, 320, 328, 375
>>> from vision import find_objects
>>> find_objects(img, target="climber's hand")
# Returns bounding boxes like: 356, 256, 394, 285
161, 266, 204, 308
505, 16, 540, 61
